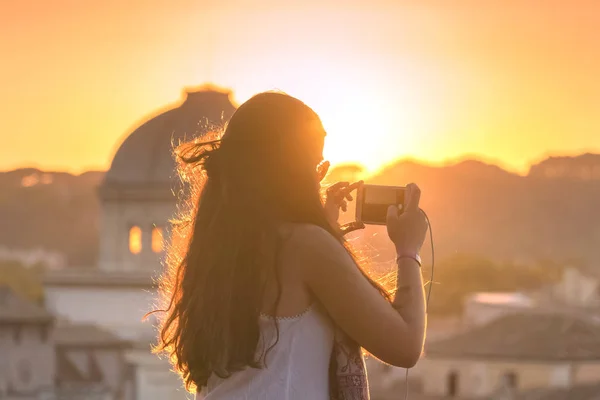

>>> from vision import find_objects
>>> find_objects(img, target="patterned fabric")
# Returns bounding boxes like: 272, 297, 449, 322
329, 327, 370, 400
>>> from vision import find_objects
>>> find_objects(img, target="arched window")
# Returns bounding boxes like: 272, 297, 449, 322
151, 226, 164, 253
503, 371, 518, 389
447, 371, 459, 397
129, 226, 142, 254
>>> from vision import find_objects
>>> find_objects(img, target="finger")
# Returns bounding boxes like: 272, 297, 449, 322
340, 200, 348, 212
340, 180, 362, 200
318, 161, 331, 182
346, 181, 362, 193
405, 183, 421, 213
340, 221, 365, 235
326, 181, 349, 193
327, 182, 350, 200
386, 204, 399, 225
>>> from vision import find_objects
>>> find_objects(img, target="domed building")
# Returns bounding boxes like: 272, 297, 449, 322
98, 87, 236, 272
43, 86, 237, 400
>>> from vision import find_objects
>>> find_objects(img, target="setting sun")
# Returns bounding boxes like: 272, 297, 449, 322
318, 87, 419, 173
231, 67, 426, 174
278, 80, 406, 172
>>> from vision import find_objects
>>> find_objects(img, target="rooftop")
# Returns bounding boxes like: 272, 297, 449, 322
467, 292, 534, 307
54, 323, 131, 348
100, 86, 236, 201
0, 285, 53, 323
43, 268, 156, 288
514, 383, 600, 400
426, 311, 600, 361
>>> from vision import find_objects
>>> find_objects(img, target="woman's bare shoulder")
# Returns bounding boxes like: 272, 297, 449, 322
280, 223, 344, 255
278, 223, 355, 277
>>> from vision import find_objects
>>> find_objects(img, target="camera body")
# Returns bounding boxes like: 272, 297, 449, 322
355, 183, 407, 225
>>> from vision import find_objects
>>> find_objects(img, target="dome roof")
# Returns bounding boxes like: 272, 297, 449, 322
100, 87, 236, 201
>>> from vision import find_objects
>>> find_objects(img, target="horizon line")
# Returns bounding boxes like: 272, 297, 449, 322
3, 151, 599, 177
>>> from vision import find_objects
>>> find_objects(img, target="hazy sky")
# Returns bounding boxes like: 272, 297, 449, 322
2, 0, 599, 174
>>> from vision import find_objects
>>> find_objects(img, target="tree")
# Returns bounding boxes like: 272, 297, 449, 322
323, 163, 366, 185
0, 260, 44, 303
426, 253, 564, 316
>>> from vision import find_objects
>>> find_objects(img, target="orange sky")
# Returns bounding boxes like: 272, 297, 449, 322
1, 0, 599, 174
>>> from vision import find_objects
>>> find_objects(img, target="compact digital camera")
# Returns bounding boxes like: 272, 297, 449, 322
355, 183, 407, 225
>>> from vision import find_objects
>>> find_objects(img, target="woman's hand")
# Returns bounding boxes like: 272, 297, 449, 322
386, 183, 428, 256
324, 181, 359, 221
318, 161, 364, 235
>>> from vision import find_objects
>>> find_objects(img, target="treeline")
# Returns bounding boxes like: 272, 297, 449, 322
424, 253, 567, 315
0, 253, 573, 317
0, 260, 45, 303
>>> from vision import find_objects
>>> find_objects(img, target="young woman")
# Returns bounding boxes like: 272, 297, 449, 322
154, 92, 428, 399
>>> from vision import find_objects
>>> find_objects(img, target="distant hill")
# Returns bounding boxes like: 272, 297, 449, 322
360, 154, 600, 267
1, 154, 599, 267
528, 153, 600, 180
0, 169, 103, 266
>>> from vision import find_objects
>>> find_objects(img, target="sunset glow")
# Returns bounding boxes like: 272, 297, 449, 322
2, 0, 599, 174
291, 79, 421, 172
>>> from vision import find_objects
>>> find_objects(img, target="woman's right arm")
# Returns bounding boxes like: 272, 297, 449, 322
297, 184, 428, 368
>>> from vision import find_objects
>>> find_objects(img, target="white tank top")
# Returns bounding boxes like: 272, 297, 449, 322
200, 304, 334, 400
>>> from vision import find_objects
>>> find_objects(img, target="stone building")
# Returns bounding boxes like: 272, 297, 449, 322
42, 86, 236, 400
419, 312, 600, 398
0, 286, 54, 398
0, 286, 131, 400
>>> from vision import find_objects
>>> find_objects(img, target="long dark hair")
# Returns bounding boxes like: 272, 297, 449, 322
152, 92, 390, 392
